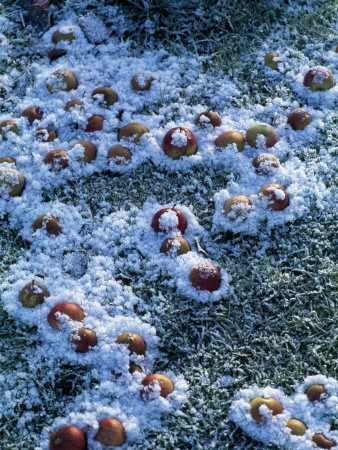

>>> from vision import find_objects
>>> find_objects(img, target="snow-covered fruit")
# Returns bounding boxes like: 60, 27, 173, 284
303, 66, 335, 91
287, 108, 312, 130
94, 418, 126, 447
215, 131, 245, 152
0, 157, 15, 165
19, 281, 50, 308
118, 123, 148, 143
91, 87, 118, 106
49, 426, 86, 450
52, 28, 75, 44
0, 168, 25, 197
46, 70, 78, 93
36, 128, 57, 142
160, 237, 191, 256
286, 419, 307, 436
312, 434, 336, 449
151, 208, 187, 233
32, 214, 62, 236
107, 145, 132, 165
252, 153, 280, 175
224, 195, 252, 221
249, 396, 283, 423
21, 106, 43, 124
264, 52, 281, 70
70, 328, 97, 353
129, 362, 143, 374
131, 72, 154, 91
189, 262, 220, 292
162, 127, 198, 159
48, 302, 85, 330
85, 115, 104, 132
0, 120, 19, 139
71, 141, 97, 163
246, 123, 277, 148
141, 374, 174, 400
44, 150, 69, 171
65, 99, 83, 111
259, 183, 289, 211
305, 384, 327, 402
195, 110, 222, 127
115, 332, 146, 355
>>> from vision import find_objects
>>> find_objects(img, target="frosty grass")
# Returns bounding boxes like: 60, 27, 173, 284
0, 2, 337, 449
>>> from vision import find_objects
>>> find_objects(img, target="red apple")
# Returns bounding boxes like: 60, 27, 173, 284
107, 145, 132, 165
21, 107, 43, 124
19, 281, 50, 308
189, 262, 220, 292
70, 328, 97, 353
287, 108, 312, 130
94, 419, 126, 447
252, 153, 280, 174
162, 127, 197, 159
44, 150, 69, 171
36, 128, 57, 142
195, 110, 222, 127
49, 426, 86, 450
48, 303, 85, 330
141, 374, 174, 400
118, 123, 148, 143
151, 208, 187, 233
224, 195, 252, 221
85, 115, 104, 132
303, 66, 335, 91
0, 168, 25, 197
246, 123, 277, 148
160, 237, 190, 256
259, 183, 289, 211
131, 72, 154, 91
28, 0, 50, 14
306, 384, 328, 402
250, 396, 283, 423
116, 332, 146, 355
91, 87, 118, 106
215, 131, 245, 152
32, 214, 61, 236
312, 434, 336, 449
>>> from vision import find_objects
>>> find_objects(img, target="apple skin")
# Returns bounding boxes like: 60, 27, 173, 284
312, 434, 336, 449
131, 73, 154, 91
48, 302, 85, 330
21, 107, 43, 124
52, 29, 75, 44
118, 123, 148, 143
224, 195, 252, 221
32, 214, 62, 236
195, 110, 222, 127
249, 396, 283, 423
129, 362, 143, 374
246, 123, 277, 148
0, 157, 15, 165
141, 374, 174, 400
305, 384, 327, 402
160, 237, 191, 256
189, 262, 220, 292
116, 332, 146, 355
85, 115, 104, 132
19, 282, 50, 308
28, 0, 50, 13
65, 99, 83, 111
252, 153, 280, 175
162, 127, 197, 159
264, 52, 281, 70
107, 145, 132, 165
94, 419, 126, 447
36, 128, 57, 142
47, 70, 78, 93
44, 150, 69, 171
70, 328, 97, 353
49, 426, 86, 450
71, 141, 97, 163
0, 168, 25, 197
286, 419, 307, 436
287, 108, 312, 130
215, 131, 245, 152
303, 66, 335, 91
47, 49, 67, 61
0, 120, 19, 140
91, 87, 118, 106
259, 183, 289, 211
151, 208, 187, 233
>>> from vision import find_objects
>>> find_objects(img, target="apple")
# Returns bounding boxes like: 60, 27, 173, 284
141, 374, 174, 400
85, 115, 104, 132
246, 123, 277, 148
259, 183, 289, 211
107, 145, 132, 165
252, 153, 280, 174
70, 328, 97, 353
21, 107, 43, 124
19, 281, 50, 308
190, 262, 220, 292
249, 396, 283, 423
162, 127, 197, 159
0, 120, 19, 140
224, 195, 252, 221
305, 384, 328, 402
44, 150, 69, 171
160, 237, 190, 256
48, 302, 85, 330
36, 128, 57, 142
91, 87, 118, 106
94, 418, 126, 447
151, 207, 187, 233
287, 108, 312, 130
118, 123, 148, 143
312, 434, 336, 449
131, 72, 154, 91
0, 157, 15, 165
215, 131, 245, 152
129, 362, 143, 374
52, 27, 75, 44
47, 48, 67, 61
49, 426, 86, 450
116, 332, 146, 355
0, 168, 25, 197
264, 52, 281, 70
32, 214, 62, 236
303, 66, 335, 91
71, 141, 97, 163
47, 70, 78, 93
65, 99, 83, 111
286, 419, 307, 436
195, 110, 222, 127
28, 0, 50, 14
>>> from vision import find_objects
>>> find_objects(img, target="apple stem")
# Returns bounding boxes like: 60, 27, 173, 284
172, 203, 176, 209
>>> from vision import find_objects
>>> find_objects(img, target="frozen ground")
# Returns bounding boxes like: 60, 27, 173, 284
0, 0, 337, 448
